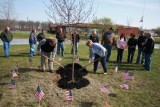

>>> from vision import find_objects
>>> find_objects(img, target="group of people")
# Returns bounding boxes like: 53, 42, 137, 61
87, 28, 154, 73
0, 27, 155, 73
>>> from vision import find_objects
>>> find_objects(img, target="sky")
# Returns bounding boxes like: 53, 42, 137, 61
14, 0, 160, 29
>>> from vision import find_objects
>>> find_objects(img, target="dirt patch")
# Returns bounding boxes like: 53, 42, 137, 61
56, 63, 90, 89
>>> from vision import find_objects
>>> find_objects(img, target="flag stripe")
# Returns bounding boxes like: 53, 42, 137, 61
66, 90, 73, 101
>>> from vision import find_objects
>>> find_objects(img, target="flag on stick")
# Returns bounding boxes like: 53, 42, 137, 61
12, 70, 18, 78
120, 82, 129, 90
121, 70, 129, 79
9, 80, 16, 89
121, 71, 134, 80
29, 58, 32, 65
125, 73, 134, 80
140, 16, 143, 22
66, 89, 73, 101
16, 63, 19, 71
35, 86, 45, 101
101, 85, 109, 94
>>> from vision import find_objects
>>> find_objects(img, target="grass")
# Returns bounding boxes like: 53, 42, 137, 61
0, 43, 160, 107
154, 37, 160, 44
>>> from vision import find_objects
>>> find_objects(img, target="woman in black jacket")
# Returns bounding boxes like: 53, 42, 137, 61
127, 33, 137, 63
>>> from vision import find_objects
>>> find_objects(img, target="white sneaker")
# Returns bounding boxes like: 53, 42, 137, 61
104, 72, 107, 75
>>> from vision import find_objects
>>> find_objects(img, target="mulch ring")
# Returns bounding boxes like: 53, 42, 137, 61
56, 63, 90, 89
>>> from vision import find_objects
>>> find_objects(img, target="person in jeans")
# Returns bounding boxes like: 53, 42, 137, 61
143, 33, 154, 71
101, 27, 115, 61
38, 38, 57, 73
86, 40, 107, 75
116, 34, 127, 63
29, 29, 37, 57
136, 31, 146, 64
0, 27, 13, 58
56, 28, 66, 58
127, 33, 137, 63
71, 31, 80, 55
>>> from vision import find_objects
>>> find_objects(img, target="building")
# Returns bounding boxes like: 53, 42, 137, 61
48, 23, 139, 36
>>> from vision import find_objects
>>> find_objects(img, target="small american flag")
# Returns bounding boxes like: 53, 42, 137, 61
9, 80, 16, 89
16, 63, 19, 71
120, 83, 129, 90
66, 89, 73, 101
101, 85, 109, 94
76, 57, 79, 62
29, 58, 32, 65
121, 70, 129, 79
35, 86, 45, 101
98, 62, 102, 68
126, 73, 134, 80
12, 70, 18, 78
140, 16, 143, 22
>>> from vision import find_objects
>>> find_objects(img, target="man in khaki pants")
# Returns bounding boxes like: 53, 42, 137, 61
38, 38, 57, 73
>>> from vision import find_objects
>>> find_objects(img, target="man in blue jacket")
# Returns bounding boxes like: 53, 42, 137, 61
29, 29, 37, 57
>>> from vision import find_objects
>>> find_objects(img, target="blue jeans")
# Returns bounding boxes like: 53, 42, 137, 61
29, 43, 36, 57
145, 53, 152, 71
3, 41, 11, 57
57, 42, 64, 57
94, 54, 107, 73
103, 44, 112, 61
71, 42, 78, 55
136, 48, 145, 64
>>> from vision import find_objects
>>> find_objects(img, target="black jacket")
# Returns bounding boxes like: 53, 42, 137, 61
56, 33, 66, 42
128, 38, 137, 49
41, 39, 56, 53
89, 35, 99, 43
71, 33, 80, 43
144, 38, 154, 54
137, 36, 146, 48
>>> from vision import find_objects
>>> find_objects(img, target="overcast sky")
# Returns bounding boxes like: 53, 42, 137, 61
14, 0, 160, 29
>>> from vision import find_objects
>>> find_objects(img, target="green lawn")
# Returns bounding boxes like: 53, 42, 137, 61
154, 37, 160, 44
0, 44, 160, 107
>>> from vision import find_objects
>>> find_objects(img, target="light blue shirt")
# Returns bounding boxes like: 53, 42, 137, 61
91, 43, 106, 59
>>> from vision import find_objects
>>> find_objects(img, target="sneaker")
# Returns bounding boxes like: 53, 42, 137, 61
104, 72, 107, 75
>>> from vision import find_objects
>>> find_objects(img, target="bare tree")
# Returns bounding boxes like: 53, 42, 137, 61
45, 0, 94, 25
45, 0, 95, 82
0, 0, 15, 27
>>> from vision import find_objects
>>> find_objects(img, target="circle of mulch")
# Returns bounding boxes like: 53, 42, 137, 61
56, 63, 90, 89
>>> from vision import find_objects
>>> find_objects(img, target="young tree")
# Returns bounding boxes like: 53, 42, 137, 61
45, 0, 96, 82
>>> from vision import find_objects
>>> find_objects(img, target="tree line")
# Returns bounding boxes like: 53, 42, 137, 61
0, 19, 49, 31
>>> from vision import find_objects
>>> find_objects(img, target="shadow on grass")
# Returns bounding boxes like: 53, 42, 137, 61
80, 102, 99, 107
18, 67, 41, 73
0, 82, 9, 86
0, 93, 2, 100
108, 61, 145, 71
108, 93, 117, 97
